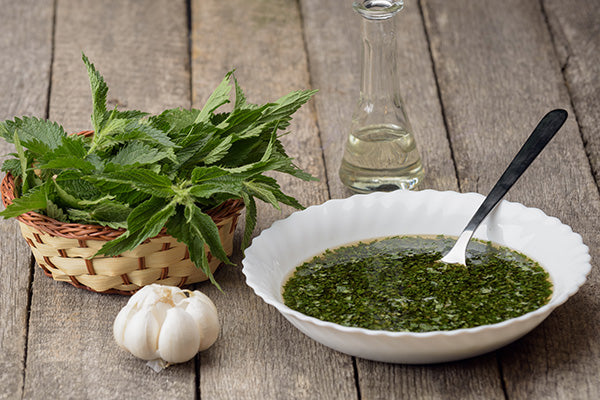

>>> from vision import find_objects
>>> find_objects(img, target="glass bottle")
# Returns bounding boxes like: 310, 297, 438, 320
339, 0, 424, 193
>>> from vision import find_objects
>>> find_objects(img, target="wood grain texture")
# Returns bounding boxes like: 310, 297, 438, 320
191, 0, 355, 398
0, 219, 32, 400
358, 354, 504, 400
50, 0, 190, 134
22, 1, 196, 399
300, 1, 504, 399
1, 0, 597, 398
0, 0, 53, 398
543, 0, 600, 186
422, 0, 600, 398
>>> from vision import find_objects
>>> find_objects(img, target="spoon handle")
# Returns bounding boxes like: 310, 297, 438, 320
441, 109, 568, 265
463, 109, 568, 233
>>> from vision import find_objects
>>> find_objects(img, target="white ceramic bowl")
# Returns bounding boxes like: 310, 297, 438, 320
241, 190, 591, 363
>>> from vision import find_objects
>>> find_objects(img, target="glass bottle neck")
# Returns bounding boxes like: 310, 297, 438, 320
355, 14, 410, 131
360, 17, 399, 102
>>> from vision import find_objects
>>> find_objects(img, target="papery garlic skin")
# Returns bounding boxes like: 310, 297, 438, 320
113, 284, 220, 365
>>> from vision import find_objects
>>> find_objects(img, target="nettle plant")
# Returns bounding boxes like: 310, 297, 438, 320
0, 54, 316, 286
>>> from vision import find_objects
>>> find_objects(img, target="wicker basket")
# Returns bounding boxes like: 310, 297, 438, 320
1, 167, 243, 295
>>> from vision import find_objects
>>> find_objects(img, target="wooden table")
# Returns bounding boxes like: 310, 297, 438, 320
1, 0, 598, 398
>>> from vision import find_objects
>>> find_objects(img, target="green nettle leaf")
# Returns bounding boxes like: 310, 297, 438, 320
0, 56, 317, 287
1, 158, 21, 175
46, 198, 69, 222
252, 175, 304, 209
201, 135, 232, 165
1, 117, 66, 152
272, 161, 316, 182
148, 108, 201, 134
190, 166, 230, 182
243, 181, 280, 210
37, 135, 93, 173
0, 121, 10, 142
54, 132, 88, 156
13, 131, 30, 194
166, 210, 216, 287
240, 191, 257, 250
66, 208, 96, 224
94, 117, 130, 140
257, 89, 318, 131
232, 74, 248, 109
89, 169, 175, 197
184, 203, 231, 265
221, 157, 288, 178
216, 106, 269, 138
92, 119, 176, 157
195, 72, 233, 123
260, 123, 278, 162
96, 197, 176, 257
120, 121, 176, 149
188, 180, 244, 200
85, 153, 104, 170
167, 203, 233, 289
108, 141, 173, 166
188, 172, 247, 203
210, 112, 229, 126
53, 172, 132, 222
66, 206, 130, 229
125, 196, 168, 233
53, 179, 87, 209
39, 156, 95, 172
82, 53, 108, 134
91, 201, 131, 222
105, 109, 149, 120
0, 184, 47, 218
54, 170, 103, 202
66, 200, 131, 228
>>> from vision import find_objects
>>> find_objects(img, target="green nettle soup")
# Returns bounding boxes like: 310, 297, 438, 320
282, 235, 552, 332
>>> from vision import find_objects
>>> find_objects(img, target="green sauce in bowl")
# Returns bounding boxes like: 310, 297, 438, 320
282, 235, 552, 332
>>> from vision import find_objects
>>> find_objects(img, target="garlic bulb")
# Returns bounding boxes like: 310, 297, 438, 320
114, 284, 220, 365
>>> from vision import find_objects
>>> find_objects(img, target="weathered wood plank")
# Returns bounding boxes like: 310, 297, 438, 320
543, 0, 600, 186
22, 1, 195, 399
191, 0, 356, 398
422, 0, 600, 398
50, 0, 190, 134
358, 355, 505, 400
300, 0, 505, 399
0, 0, 54, 398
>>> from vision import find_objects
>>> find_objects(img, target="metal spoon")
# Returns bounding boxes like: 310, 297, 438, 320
440, 109, 568, 265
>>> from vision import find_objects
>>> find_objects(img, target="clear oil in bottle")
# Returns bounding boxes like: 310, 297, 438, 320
339, 1, 424, 193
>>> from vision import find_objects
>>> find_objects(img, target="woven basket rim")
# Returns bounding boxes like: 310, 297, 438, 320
0, 130, 244, 241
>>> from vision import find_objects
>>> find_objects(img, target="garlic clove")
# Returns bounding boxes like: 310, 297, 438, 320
134, 285, 170, 308
129, 284, 158, 307
122, 307, 161, 360
190, 290, 218, 314
113, 303, 134, 348
170, 288, 187, 304
184, 295, 220, 352
157, 307, 201, 364
150, 300, 171, 327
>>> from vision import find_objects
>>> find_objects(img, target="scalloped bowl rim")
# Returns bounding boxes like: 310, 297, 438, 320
241, 190, 591, 361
